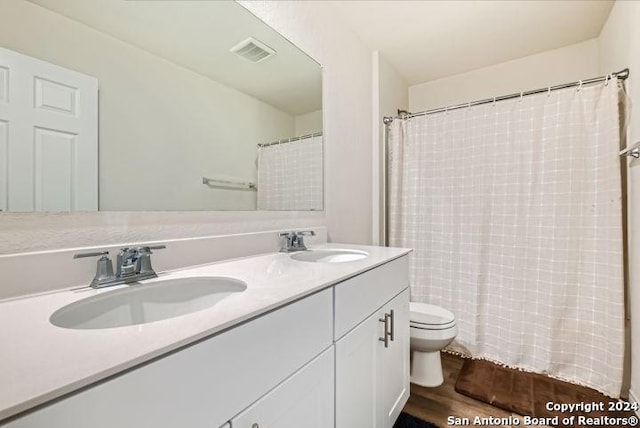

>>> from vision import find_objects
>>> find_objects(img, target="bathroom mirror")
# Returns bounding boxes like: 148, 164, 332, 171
0, 0, 323, 212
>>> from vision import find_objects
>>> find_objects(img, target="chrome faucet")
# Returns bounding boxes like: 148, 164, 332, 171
116, 247, 139, 278
74, 245, 166, 288
279, 230, 315, 252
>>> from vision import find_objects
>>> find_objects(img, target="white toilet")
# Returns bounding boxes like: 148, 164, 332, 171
409, 302, 458, 387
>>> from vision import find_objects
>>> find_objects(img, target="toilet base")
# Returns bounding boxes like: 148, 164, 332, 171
410, 350, 444, 387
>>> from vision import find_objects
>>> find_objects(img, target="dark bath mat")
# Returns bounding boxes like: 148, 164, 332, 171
455, 358, 635, 427
394, 411, 440, 428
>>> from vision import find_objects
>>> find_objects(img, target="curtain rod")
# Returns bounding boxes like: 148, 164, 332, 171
258, 131, 323, 148
383, 68, 629, 123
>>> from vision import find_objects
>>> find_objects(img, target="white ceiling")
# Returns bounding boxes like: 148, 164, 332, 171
328, 0, 614, 85
26, 0, 322, 115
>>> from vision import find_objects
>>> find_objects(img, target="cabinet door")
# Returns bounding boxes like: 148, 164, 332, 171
335, 309, 382, 428
335, 288, 410, 428
230, 347, 334, 428
377, 289, 410, 427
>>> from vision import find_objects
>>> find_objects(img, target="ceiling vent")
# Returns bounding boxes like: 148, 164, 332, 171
230, 37, 276, 63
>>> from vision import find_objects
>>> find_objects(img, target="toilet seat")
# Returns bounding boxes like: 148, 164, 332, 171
410, 302, 456, 330
410, 320, 456, 330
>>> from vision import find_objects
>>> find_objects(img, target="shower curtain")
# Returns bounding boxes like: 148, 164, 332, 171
389, 82, 624, 397
256, 135, 323, 211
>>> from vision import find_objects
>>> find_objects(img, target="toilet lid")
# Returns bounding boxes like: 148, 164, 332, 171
410, 302, 455, 326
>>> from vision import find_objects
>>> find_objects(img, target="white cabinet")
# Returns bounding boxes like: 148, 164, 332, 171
5, 290, 333, 428
230, 347, 334, 428
4, 254, 411, 428
335, 288, 410, 428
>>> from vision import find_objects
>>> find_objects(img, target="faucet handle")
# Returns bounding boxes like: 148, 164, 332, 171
278, 230, 316, 238
73, 251, 114, 287
137, 245, 166, 254
73, 251, 109, 259
135, 245, 166, 275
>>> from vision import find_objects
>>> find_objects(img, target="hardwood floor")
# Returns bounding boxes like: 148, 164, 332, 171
402, 353, 551, 428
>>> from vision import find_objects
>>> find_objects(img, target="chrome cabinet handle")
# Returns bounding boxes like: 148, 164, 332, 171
389, 309, 395, 342
378, 313, 390, 348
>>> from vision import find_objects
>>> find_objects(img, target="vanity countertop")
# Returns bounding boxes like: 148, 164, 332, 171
0, 243, 410, 422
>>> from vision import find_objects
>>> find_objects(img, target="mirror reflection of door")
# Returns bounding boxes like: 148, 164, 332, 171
0, 0, 322, 212
0, 47, 98, 212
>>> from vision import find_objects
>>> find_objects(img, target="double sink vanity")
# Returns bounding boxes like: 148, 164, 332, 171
0, 1, 408, 426
0, 231, 411, 428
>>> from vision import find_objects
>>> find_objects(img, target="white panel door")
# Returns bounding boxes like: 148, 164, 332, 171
0, 47, 98, 212
230, 347, 334, 428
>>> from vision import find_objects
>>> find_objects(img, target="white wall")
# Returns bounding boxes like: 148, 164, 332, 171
240, 1, 373, 245
0, 0, 297, 212
0, 0, 375, 254
599, 0, 640, 403
294, 110, 322, 136
372, 51, 408, 245
409, 39, 600, 112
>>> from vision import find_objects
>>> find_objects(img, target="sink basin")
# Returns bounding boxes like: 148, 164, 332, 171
50, 277, 247, 330
291, 249, 369, 263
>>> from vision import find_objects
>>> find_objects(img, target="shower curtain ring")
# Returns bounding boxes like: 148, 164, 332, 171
547, 86, 551, 97
577, 80, 583, 91
519, 91, 523, 102
492, 96, 496, 106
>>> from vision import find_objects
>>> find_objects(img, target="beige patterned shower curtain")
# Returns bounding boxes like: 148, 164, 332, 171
256, 135, 323, 211
389, 81, 624, 397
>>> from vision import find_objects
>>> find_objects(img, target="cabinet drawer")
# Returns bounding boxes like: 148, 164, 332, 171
230, 347, 334, 428
334, 256, 408, 340
6, 289, 333, 428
